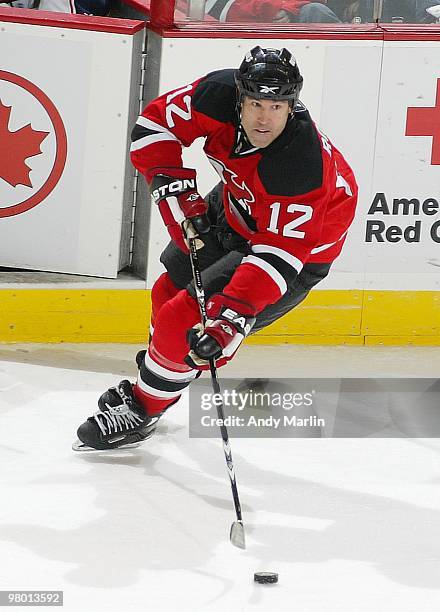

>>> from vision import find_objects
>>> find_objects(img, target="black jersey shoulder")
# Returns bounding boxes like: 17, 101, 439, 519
192, 69, 238, 125
258, 107, 324, 197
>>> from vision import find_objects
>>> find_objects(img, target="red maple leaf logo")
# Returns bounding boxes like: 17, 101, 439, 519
0, 99, 49, 188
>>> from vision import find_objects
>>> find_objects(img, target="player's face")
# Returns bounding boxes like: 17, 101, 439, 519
240, 97, 291, 148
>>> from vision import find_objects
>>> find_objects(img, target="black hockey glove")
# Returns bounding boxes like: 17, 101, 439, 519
185, 293, 256, 368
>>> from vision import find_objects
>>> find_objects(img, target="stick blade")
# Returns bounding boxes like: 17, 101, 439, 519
230, 521, 245, 549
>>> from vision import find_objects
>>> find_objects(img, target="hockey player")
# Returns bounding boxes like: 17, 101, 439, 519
73, 46, 358, 451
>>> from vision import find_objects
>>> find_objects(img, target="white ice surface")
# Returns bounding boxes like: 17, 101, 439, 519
1, 344, 440, 612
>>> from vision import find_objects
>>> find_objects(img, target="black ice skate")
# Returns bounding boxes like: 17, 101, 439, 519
72, 380, 161, 451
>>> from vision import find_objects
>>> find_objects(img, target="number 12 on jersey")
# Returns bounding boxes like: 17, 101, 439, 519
267, 202, 313, 238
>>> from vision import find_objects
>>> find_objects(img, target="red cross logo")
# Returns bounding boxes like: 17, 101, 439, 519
405, 78, 440, 165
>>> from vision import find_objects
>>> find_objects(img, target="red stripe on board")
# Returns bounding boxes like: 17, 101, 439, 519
0, 6, 145, 33
146, 20, 440, 41
147, 23, 384, 39
381, 24, 440, 40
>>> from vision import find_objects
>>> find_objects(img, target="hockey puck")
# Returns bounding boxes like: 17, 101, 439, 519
254, 572, 278, 584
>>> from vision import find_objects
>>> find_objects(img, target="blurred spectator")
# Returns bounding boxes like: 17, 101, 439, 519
39, 0, 111, 13
327, 0, 440, 22
0, 0, 110, 13
425, 2, 440, 18
207, 0, 341, 21
417, 0, 440, 21
0, 0, 33, 6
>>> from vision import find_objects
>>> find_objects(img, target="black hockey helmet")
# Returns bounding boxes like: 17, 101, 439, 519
235, 46, 303, 107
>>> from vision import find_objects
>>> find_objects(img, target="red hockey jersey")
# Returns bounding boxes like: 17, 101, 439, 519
130, 69, 358, 314
207, 0, 315, 22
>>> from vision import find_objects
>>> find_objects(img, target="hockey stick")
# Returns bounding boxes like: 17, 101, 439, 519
186, 229, 245, 550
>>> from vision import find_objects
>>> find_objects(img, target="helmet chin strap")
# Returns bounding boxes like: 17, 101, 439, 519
236, 122, 251, 150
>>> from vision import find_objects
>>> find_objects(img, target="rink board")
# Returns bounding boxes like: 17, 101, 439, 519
1, 20, 440, 344
1, 288, 439, 344
0, 8, 145, 277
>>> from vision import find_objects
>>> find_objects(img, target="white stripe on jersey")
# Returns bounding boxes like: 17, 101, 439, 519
130, 132, 178, 152
241, 255, 288, 296
251, 244, 303, 274
144, 351, 198, 383
135, 116, 181, 138
167, 196, 186, 224
311, 229, 348, 254
137, 376, 183, 399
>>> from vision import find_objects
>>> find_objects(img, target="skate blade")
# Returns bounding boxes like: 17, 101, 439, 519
72, 439, 144, 452
230, 520, 245, 549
